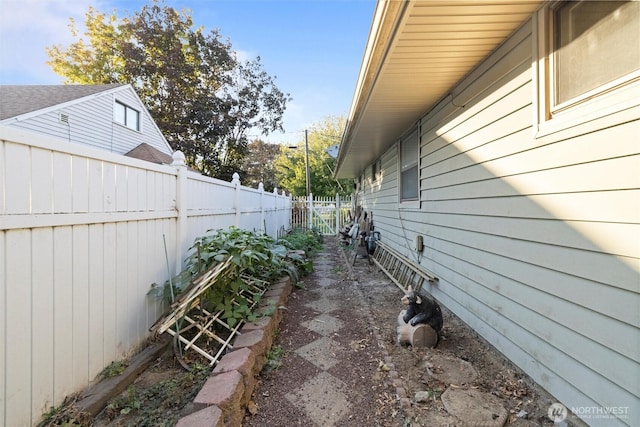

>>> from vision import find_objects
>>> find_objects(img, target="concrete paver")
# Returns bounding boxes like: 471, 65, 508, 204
285, 371, 352, 426
425, 351, 479, 385
441, 387, 508, 427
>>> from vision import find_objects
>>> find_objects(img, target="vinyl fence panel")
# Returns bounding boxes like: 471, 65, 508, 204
0, 127, 291, 426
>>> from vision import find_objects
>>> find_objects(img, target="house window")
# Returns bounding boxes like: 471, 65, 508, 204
551, 1, 639, 110
400, 131, 418, 202
114, 101, 141, 131
372, 158, 381, 182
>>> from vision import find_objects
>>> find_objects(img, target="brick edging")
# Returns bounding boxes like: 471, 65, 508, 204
175, 275, 293, 427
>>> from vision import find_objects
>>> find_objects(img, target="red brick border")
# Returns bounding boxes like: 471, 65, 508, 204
175, 276, 293, 427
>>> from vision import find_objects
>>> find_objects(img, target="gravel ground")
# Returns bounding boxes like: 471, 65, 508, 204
244, 237, 560, 426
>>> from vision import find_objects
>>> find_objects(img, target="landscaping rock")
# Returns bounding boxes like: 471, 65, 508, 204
175, 405, 223, 427
194, 370, 244, 427
425, 352, 478, 385
212, 348, 258, 404
441, 388, 508, 427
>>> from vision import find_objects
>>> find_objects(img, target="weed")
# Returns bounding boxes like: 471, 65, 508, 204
36, 396, 86, 427
103, 365, 212, 426
37, 405, 81, 427
100, 360, 128, 379
107, 386, 141, 416
263, 345, 284, 375
259, 301, 277, 317
330, 265, 344, 274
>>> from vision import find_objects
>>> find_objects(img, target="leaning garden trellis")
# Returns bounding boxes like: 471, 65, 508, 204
150, 257, 270, 368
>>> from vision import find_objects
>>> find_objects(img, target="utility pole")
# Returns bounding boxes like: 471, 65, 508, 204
304, 129, 311, 198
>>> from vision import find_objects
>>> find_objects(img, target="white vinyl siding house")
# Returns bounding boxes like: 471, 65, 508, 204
337, 2, 639, 426
0, 84, 173, 157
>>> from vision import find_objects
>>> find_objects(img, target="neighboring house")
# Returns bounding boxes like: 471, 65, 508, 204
0, 84, 174, 162
336, 1, 639, 426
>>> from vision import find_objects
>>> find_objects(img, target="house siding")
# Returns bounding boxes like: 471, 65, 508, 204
3, 86, 173, 156
358, 18, 639, 427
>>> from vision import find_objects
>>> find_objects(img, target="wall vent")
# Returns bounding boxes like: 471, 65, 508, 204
59, 113, 69, 123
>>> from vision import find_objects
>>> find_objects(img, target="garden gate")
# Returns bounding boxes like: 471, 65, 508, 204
291, 194, 352, 235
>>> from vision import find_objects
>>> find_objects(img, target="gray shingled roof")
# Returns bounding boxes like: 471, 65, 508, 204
0, 84, 124, 120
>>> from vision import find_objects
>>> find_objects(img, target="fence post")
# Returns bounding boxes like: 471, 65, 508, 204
335, 192, 340, 235
307, 193, 313, 231
259, 182, 265, 234
288, 193, 292, 231
232, 173, 240, 227
272, 187, 278, 236
172, 151, 187, 273
282, 190, 287, 234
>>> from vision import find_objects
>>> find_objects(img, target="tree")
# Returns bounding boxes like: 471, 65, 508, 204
239, 139, 280, 192
46, 1, 290, 179
274, 116, 352, 198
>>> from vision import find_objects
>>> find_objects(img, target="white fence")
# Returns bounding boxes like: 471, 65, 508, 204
0, 127, 291, 427
291, 194, 353, 235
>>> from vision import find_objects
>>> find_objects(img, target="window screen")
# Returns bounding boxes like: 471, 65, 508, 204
554, 1, 640, 105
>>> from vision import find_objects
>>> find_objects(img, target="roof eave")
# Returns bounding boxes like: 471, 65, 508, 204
335, 0, 544, 180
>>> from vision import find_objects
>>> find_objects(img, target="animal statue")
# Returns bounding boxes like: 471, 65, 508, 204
401, 286, 443, 332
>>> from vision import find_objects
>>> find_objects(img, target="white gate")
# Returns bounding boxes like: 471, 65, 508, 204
291, 194, 352, 235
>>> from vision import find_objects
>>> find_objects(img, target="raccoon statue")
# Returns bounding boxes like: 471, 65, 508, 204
401, 286, 443, 333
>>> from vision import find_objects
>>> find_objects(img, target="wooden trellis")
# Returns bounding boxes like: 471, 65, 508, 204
150, 257, 269, 367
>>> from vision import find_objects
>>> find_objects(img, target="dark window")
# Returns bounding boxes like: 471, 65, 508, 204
114, 101, 140, 131
400, 132, 419, 202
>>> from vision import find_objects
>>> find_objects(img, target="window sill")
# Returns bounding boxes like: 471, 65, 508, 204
399, 200, 419, 209
535, 78, 640, 140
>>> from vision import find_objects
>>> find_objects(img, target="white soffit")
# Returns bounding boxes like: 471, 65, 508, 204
337, 0, 543, 178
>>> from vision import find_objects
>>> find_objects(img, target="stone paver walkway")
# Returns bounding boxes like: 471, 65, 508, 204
244, 237, 402, 427
245, 236, 516, 427
283, 247, 361, 425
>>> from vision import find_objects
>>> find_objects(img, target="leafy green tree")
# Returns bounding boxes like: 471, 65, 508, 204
239, 139, 280, 192
275, 116, 352, 198
46, 1, 290, 179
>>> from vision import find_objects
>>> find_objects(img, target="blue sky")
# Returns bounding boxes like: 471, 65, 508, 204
0, 0, 376, 144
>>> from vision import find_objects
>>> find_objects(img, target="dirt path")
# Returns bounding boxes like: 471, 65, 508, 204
244, 237, 558, 426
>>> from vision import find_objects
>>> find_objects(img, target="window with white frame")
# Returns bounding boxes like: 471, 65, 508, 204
400, 130, 419, 203
114, 100, 141, 131
545, 1, 640, 116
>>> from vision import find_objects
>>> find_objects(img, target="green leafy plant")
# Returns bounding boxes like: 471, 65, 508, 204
149, 227, 321, 330
278, 227, 323, 257
105, 386, 141, 416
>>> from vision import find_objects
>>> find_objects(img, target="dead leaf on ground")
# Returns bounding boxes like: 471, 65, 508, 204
247, 400, 259, 415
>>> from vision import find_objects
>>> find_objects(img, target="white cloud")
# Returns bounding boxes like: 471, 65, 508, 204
0, 0, 96, 83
